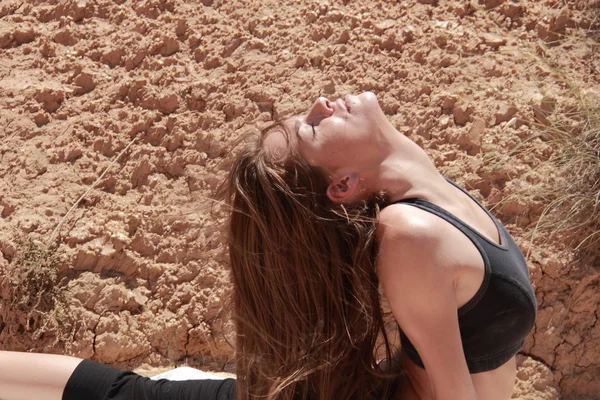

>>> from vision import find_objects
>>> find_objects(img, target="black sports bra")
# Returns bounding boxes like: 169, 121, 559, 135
394, 178, 537, 373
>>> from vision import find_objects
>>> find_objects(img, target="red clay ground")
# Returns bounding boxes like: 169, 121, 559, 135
1, 0, 599, 398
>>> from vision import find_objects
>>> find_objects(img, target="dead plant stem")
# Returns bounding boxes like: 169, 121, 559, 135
48, 135, 138, 244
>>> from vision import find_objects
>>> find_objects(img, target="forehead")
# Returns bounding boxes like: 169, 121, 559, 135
262, 128, 288, 163
261, 117, 301, 163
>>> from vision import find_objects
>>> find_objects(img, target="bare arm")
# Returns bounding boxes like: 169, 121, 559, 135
377, 206, 478, 400
0, 350, 83, 400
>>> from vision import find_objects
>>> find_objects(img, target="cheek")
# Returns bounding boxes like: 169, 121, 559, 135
319, 141, 357, 170
322, 118, 353, 138
326, 118, 370, 144
297, 143, 337, 170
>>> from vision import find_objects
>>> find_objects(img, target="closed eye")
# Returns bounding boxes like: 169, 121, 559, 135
295, 120, 317, 140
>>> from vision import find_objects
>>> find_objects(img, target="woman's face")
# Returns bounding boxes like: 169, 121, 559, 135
263, 92, 384, 174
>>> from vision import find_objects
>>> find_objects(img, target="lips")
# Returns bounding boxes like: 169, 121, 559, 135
344, 95, 352, 113
336, 97, 350, 113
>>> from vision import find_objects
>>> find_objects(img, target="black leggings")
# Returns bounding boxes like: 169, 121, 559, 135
63, 359, 236, 400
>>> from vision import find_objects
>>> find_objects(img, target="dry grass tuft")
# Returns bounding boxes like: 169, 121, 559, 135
6, 237, 74, 350
528, 93, 600, 258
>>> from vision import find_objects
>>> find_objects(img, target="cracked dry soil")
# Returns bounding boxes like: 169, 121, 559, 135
1, 0, 599, 399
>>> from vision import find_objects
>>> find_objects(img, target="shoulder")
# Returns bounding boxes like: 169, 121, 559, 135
376, 202, 444, 246
376, 203, 454, 280
375, 203, 477, 398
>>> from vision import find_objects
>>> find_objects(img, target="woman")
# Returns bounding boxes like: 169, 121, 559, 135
0, 92, 536, 399
229, 92, 536, 399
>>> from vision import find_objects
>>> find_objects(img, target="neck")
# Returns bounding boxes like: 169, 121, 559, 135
359, 123, 450, 205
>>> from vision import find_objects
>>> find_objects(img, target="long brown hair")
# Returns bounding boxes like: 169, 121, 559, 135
226, 124, 401, 399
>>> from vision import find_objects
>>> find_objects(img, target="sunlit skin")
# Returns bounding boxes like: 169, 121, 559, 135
264, 93, 389, 188
263, 92, 518, 400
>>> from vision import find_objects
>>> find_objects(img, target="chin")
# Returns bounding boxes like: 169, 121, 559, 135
354, 91, 384, 116
358, 91, 378, 102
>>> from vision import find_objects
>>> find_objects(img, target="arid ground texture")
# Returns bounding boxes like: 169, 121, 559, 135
1, 0, 599, 398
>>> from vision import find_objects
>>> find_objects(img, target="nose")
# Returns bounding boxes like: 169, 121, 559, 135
305, 97, 333, 126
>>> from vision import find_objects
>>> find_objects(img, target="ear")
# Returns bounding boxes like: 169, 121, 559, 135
326, 174, 359, 203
